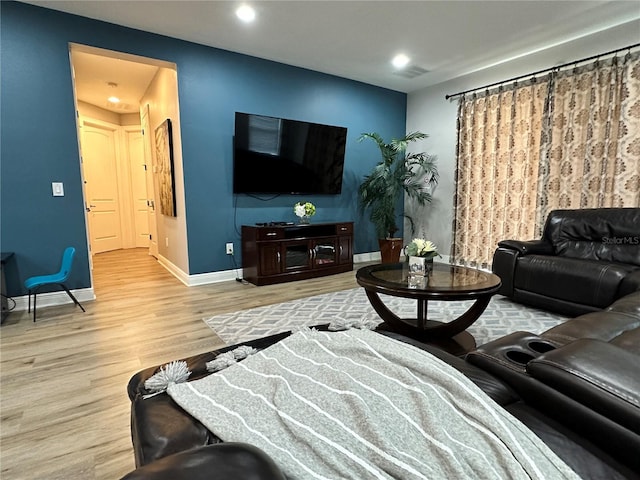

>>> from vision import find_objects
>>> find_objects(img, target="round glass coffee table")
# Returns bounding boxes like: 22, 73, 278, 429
356, 262, 501, 352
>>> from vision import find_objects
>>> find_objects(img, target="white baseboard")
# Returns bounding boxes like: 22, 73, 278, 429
158, 254, 240, 286
11, 288, 95, 312
354, 252, 381, 263
157, 254, 190, 286
182, 251, 451, 286
7, 252, 446, 311
353, 252, 451, 264
177, 252, 382, 287
187, 268, 240, 286
439, 254, 451, 264
184, 257, 373, 287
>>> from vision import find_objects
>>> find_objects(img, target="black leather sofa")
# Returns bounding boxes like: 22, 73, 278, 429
123, 290, 640, 479
492, 208, 640, 316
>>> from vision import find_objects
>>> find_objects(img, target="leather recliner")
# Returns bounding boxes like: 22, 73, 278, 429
492, 208, 640, 316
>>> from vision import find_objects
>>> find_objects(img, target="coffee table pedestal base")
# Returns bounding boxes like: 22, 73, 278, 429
375, 321, 476, 356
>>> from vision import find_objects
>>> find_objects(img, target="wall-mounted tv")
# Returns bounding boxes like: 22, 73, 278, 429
233, 112, 347, 195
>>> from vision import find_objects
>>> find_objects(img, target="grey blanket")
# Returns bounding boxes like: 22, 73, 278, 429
168, 328, 579, 479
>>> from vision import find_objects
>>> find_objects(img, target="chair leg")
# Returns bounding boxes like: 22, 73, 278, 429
61, 285, 85, 313
28, 290, 31, 313
33, 292, 37, 322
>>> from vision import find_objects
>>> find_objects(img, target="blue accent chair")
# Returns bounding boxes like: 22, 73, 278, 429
24, 247, 86, 322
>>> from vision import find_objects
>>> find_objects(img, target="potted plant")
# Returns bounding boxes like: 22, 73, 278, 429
357, 131, 438, 263
293, 201, 316, 224
406, 237, 440, 276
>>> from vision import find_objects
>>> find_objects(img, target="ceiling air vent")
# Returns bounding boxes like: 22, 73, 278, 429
393, 65, 429, 79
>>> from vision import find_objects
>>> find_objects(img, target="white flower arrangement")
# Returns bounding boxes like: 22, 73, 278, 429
405, 238, 439, 260
294, 201, 316, 218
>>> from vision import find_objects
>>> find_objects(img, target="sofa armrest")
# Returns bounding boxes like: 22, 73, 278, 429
527, 339, 640, 435
497, 239, 554, 256
121, 443, 286, 480
617, 269, 640, 298
492, 241, 554, 297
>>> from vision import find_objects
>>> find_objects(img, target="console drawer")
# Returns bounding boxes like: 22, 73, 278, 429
256, 229, 284, 241
336, 223, 353, 235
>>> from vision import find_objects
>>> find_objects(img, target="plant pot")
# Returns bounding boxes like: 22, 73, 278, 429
379, 238, 404, 264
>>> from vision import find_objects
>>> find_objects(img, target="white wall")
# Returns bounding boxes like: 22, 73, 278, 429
141, 67, 190, 274
77, 101, 121, 124
77, 101, 140, 126
406, 20, 640, 257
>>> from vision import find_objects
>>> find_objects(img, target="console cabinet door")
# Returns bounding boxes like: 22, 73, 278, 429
313, 237, 338, 268
258, 243, 282, 276
283, 240, 312, 272
338, 235, 352, 264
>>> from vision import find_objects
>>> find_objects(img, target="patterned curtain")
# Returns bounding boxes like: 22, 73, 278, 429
537, 52, 640, 229
452, 51, 640, 266
452, 79, 548, 268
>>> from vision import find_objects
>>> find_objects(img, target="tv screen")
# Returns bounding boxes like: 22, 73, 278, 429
233, 112, 347, 194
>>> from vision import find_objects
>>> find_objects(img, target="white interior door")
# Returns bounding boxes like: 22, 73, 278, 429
141, 105, 159, 258
125, 129, 150, 248
81, 122, 123, 254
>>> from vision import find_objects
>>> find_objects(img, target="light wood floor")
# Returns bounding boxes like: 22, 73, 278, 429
0, 248, 364, 479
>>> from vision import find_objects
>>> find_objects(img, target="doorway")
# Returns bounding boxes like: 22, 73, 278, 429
69, 44, 184, 287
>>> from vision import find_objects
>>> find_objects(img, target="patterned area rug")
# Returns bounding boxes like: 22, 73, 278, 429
203, 288, 568, 347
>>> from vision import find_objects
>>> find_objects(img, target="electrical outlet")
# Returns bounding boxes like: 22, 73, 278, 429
165, 237, 169, 247
226, 242, 234, 255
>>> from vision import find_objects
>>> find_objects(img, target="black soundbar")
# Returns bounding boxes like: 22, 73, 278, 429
255, 221, 295, 226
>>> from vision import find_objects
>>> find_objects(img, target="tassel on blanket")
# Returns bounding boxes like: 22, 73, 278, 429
206, 345, 258, 372
291, 326, 318, 334
328, 318, 378, 331
143, 360, 191, 398
231, 345, 258, 359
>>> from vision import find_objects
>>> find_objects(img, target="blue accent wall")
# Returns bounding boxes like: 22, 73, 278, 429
1, 1, 406, 293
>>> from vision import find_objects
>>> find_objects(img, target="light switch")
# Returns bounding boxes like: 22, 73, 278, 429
52, 182, 64, 196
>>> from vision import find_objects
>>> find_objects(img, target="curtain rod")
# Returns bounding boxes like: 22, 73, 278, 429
445, 42, 640, 100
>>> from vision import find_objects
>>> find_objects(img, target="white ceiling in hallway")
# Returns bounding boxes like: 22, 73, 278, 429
72, 50, 161, 113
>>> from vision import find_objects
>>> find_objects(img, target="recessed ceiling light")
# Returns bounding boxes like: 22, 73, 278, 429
108, 96, 120, 104
236, 5, 256, 23
392, 54, 411, 69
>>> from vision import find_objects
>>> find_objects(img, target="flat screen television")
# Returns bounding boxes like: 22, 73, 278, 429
233, 112, 347, 194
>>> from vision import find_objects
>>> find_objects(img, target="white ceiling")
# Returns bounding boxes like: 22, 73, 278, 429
71, 49, 162, 113
26, 1, 640, 113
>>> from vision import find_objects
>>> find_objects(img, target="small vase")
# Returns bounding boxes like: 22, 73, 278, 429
408, 256, 434, 276
408, 274, 427, 289
299, 215, 310, 225
426, 258, 434, 275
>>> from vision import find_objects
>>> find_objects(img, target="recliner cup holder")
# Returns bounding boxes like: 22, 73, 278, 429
505, 350, 535, 365
470, 332, 557, 372
528, 341, 556, 354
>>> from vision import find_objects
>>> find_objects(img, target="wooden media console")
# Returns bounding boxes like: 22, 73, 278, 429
241, 222, 353, 286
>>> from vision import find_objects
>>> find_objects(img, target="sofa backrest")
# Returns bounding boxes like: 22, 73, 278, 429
542, 208, 640, 266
